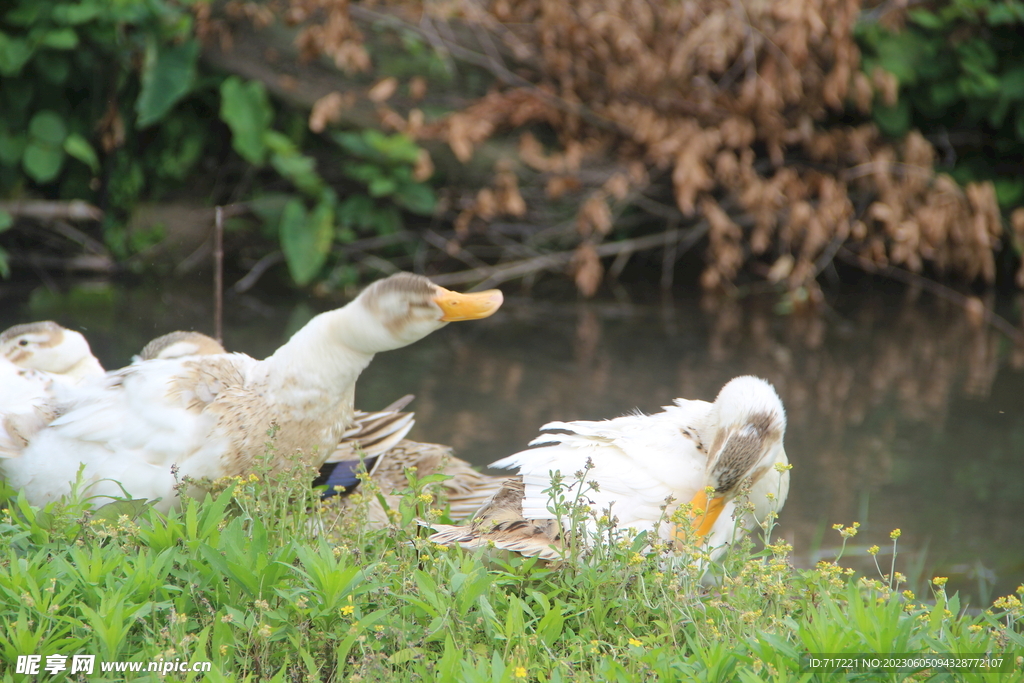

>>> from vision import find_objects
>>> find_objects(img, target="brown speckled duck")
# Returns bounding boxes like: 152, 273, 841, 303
0, 273, 502, 512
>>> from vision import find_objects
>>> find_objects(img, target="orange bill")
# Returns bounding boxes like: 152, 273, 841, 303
688, 487, 726, 538
433, 287, 504, 321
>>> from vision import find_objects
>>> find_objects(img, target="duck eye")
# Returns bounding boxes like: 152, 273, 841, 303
18, 339, 29, 346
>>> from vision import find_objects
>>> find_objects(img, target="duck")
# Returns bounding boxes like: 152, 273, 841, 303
134, 332, 446, 499
135, 330, 228, 362
136, 330, 504, 514
429, 376, 789, 561
137, 332, 418, 468
0, 360, 55, 458
0, 320, 105, 384
0, 273, 503, 512
0, 321, 105, 458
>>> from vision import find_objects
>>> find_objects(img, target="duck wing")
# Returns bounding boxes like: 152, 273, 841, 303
490, 402, 711, 534
427, 478, 563, 561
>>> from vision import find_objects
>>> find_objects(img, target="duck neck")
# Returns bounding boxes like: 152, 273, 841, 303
263, 305, 376, 395
65, 355, 105, 381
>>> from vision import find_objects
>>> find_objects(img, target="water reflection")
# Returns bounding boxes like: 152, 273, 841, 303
2, 279, 1022, 605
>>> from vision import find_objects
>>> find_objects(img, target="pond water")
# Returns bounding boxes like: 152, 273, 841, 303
2, 276, 1022, 606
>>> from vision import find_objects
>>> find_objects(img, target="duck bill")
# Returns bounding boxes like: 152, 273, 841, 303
433, 288, 504, 321
688, 488, 726, 538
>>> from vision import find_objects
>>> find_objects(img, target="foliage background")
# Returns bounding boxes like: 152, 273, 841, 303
0, 0, 1022, 297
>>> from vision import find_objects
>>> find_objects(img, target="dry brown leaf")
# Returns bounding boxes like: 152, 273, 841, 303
475, 188, 497, 220
368, 77, 399, 103
406, 109, 424, 138
409, 76, 427, 101
871, 67, 899, 107
495, 165, 527, 217
602, 173, 630, 201
413, 149, 434, 183
767, 254, 795, 283
964, 296, 986, 328
546, 175, 582, 199
308, 92, 347, 133
577, 191, 612, 237
454, 209, 474, 237
571, 242, 603, 297
97, 101, 125, 152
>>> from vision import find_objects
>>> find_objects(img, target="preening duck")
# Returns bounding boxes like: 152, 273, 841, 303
431, 376, 789, 560
0, 273, 503, 511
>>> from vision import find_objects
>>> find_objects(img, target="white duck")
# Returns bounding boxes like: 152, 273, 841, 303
135, 331, 416, 465
0, 273, 502, 512
477, 375, 789, 558
136, 332, 504, 515
0, 360, 54, 458
0, 321, 105, 458
0, 321, 105, 384
135, 330, 228, 362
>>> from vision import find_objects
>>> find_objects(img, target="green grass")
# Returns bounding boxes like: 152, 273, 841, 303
0, 464, 1022, 683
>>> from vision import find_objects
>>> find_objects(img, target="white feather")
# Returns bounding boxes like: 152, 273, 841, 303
490, 375, 790, 557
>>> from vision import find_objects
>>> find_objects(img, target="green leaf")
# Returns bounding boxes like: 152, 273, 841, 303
0, 130, 26, 166
994, 178, 1024, 208
907, 9, 944, 29
136, 38, 199, 127
367, 131, 420, 164
41, 28, 79, 50
0, 33, 33, 77
1001, 66, 1024, 101
63, 133, 99, 172
220, 76, 273, 165
29, 110, 67, 145
23, 141, 65, 182
368, 175, 398, 197
0, 209, 12, 232
267, 131, 323, 196
986, 2, 1024, 25
394, 182, 436, 215
337, 195, 378, 231
4, 3, 44, 26
873, 99, 911, 138
91, 499, 151, 523
0, 247, 9, 279
3, 79, 35, 116
279, 198, 334, 286
34, 51, 71, 84
52, 2, 103, 24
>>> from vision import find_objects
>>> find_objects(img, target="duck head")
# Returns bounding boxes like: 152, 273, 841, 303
689, 375, 787, 537
137, 331, 226, 361
0, 321, 103, 380
340, 273, 504, 354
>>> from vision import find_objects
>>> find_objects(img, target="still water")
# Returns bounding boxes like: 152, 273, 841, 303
2, 277, 1022, 605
